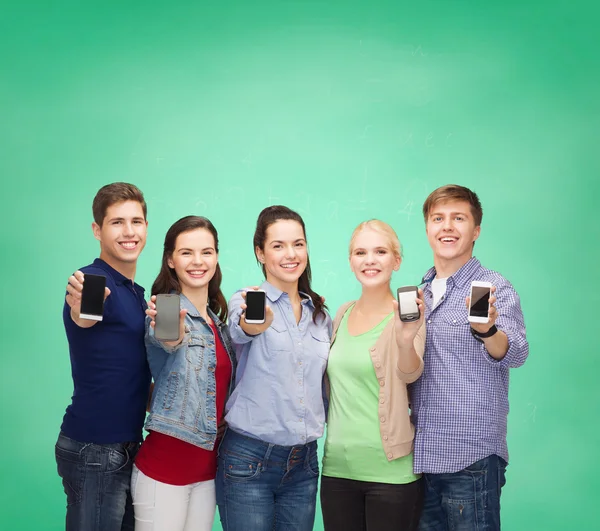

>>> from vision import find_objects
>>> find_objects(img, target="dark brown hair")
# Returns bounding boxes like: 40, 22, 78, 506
422, 184, 483, 226
253, 205, 327, 323
92, 182, 147, 226
151, 216, 227, 321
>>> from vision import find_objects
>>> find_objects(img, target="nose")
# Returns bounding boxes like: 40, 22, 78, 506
192, 252, 204, 265
122, 221, 135, 236
442, 217, 453, 231
285, 244, 297, 259
365, 252, 377, 264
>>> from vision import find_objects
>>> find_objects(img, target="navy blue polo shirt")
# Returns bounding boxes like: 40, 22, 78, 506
61, 258, 151, 444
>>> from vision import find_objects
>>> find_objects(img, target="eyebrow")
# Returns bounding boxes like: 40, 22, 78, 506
269, 239, 306, 244
430, 211, 470, 217
177, 247, 215, 252
108, 216, 145, 222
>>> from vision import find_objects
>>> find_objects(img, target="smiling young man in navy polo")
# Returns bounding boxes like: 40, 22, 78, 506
55, 182, 151, 531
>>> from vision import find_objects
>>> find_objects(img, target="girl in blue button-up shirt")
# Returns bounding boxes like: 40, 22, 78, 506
216, 205, 332, 531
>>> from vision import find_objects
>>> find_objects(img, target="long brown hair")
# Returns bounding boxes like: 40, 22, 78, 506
151, 216, 227, 321
253, 205, 327, 323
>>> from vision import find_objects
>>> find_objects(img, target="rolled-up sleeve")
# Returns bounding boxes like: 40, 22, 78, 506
484, 280, 529, 368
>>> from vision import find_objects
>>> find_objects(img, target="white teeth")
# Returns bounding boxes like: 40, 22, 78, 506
120, 242, 136, 249
281, 264, 297, 269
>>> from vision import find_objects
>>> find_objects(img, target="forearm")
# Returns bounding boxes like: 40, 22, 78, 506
396, 344, 422, 377
482, 330, 509, 360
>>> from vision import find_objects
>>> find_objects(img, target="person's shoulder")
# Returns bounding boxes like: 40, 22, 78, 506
476, 264, 517, 291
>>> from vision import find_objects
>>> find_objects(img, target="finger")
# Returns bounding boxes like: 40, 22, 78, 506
104, 287, 111, 300
147, 300, 156, 311
490, 286, 497, 294
74, 270, 85, 283
241, 291, 247, 301
150, 320, 156, 328
68, 275, 83, 292
488, 295, 497, 306
418, 288, 425, 298
240, 303, 247, 311
150, 295, 157, 303
65, 294, 77, 308
179, 309, 188, 322
250, 286, 260, 291
66, 284, 82, 299
465, 296, 470, 309
146, 308, 157, 318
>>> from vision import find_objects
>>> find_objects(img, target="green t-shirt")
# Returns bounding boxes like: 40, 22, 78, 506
322, 305, 420, 484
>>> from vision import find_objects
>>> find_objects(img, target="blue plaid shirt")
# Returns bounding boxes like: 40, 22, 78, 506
410, 257, 529, 474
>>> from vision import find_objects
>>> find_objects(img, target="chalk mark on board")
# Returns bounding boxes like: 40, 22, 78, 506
446, 133, 453, 147
328, 201, 339, 220
267, 187, 280, 206
527, 402, 537, 423
411, 45, 427, 57
360, 125, 373, 139
400, 132, 414, 148
425, 132, 435, 148
398, 200, 415, 222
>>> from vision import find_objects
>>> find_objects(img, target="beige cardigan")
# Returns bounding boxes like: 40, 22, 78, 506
326, 301, 425, 461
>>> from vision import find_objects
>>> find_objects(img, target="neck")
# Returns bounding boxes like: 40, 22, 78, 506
433, 254, 472, 279
267, 276, 301, 303
182, 286, 210, 320
356, 283, 394, 314
99, 254, 136, 282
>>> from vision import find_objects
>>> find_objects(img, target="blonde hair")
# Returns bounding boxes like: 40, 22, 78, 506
349, 220, 402, 259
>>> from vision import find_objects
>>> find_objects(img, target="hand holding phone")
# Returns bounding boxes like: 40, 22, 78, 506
467, 281, 492, 324
239, 288, 274, 335
65, 271, 111, 327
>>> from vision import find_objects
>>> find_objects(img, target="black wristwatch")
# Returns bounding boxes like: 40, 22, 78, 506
470, 324, 498, 341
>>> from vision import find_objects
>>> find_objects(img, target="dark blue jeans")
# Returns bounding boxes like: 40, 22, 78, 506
216, 429, 319, 531
419, 455, 507, 531
55, 432, 139, 531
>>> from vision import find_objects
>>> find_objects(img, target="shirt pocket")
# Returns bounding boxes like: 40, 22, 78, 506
441, 310, 471, 341
310, 328, 331, 360
185, 333, 207, 368
266, 320, 293, 352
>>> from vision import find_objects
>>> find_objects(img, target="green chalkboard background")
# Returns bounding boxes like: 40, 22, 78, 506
1, 0, 598, 529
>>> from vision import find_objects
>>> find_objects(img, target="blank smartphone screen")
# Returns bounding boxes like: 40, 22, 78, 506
80, 274, 106, 316
245, 291, 266, 321
399, 291, 418, 314
155, 295, 180, 340
470, 287, 491, 317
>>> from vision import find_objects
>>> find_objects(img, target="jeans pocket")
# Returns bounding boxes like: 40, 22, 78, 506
55, 444, 84, 506
106, 447, 131, 474
223, 451, 262, 482
305, 446, 320, 478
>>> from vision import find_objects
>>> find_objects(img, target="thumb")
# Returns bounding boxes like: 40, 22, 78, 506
104, 287, 111, 300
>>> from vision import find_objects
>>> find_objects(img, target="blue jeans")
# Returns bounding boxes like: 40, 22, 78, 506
55, 432, 139, 531
419, 455, 507, 531
216, 429, 319, 531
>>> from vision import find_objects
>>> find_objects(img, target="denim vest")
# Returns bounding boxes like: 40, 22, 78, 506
144, 293, 236, 450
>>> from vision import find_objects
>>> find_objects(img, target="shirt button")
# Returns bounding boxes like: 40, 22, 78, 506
370, 347, 375, 352
379, 399, 384, 404
375, 363, 381, 368
379, 380, 384, 387
300, 398, 304, 404
387, 452, 393, 459
299, 380, 302, 385
380, 416, 385, 422
427, 319, 431, 324
383, 435, 388, 440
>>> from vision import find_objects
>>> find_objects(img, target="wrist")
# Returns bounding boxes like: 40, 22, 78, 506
470, 324, 498, 341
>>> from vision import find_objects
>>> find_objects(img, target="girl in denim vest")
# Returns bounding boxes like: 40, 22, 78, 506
131, 216, 236, 531
216, 205, 332, 531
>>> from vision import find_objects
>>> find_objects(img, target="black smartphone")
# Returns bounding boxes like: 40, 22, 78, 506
80, 274, 106, 321
155, 294, 181, 341
397, 286, 420, 322
244, 290, 266, 324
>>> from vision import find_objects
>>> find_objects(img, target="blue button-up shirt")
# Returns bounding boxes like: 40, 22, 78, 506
410, 257, 529, 474
225, 281, 332, 446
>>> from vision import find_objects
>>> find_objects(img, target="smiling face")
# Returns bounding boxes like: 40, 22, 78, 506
93, 200, 147, 274
425, 200, 480, 271
255, 219, 308, 292
167, 228, 218, 295
350, 227, 400, 289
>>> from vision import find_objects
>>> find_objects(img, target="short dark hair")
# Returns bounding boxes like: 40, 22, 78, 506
92, 182, 147, 226
422, 184, 483, 226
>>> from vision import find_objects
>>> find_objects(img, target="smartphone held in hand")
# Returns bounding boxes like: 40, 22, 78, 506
80, 274, 106, 321
244, 290, 266, 324
468, 281, 492, 324
397, 286, 420, 322
155, 294, 181, 341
